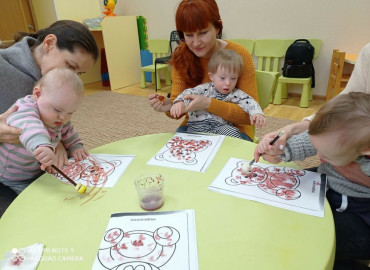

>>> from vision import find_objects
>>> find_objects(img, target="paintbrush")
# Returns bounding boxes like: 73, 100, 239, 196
37, 161, 87, 194
243, 130, 285, 172
50, 164, 87, 194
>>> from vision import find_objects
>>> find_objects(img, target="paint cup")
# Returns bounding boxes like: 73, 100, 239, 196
134, 173, 164, 211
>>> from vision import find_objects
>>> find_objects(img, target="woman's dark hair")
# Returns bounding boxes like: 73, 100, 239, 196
13, 20, 99, 62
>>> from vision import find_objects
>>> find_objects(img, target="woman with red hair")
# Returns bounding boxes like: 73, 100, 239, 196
148, 0, 258, 141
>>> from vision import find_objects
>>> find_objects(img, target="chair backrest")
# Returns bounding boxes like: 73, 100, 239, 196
148, 39, 170, 64
254, 39, 286, 72
169, 30, 180, 53
326, 49, 346, 101
229, 39, 255, 54
255, 70, 276, 110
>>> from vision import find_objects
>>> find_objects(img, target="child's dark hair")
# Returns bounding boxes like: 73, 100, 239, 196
309, 92, 370, 152
12, 20, 99, 62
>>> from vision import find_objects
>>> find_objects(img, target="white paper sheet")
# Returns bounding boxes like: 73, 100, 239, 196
208, 158, 327, 217
55, 154, 135, 188
147, 133, 224, 172
92, 210, 198, 270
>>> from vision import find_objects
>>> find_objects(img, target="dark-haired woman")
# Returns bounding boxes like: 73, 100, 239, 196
0, 20, 99, 168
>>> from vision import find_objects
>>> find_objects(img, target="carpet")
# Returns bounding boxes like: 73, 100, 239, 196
73, 91, 320, 169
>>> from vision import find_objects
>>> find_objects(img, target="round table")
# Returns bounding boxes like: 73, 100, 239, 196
0, 133, 335, 269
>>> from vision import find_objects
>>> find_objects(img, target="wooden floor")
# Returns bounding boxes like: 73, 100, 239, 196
84, 81, 326, 122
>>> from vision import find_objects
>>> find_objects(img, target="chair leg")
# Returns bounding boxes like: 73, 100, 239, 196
140, 71, 146, 88
269, 78, 278, 103
156, 71, 162, 90
300, 84, 310, 108
282, 83, 288, 99
309, 85, 313, 101
273, 81, 283, 105
165, 69, 171, 86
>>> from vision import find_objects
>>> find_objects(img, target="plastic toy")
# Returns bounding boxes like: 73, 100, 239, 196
103, 0, 117, 18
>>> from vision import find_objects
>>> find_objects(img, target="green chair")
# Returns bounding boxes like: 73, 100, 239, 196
253, 70, 277, 143
254, 39, 286, 74
229, 39, 255, 54
254, 39, 286, 102
273, 39, 322, 107
140, 39, 172, 90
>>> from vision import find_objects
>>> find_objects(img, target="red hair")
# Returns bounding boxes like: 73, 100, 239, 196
170, 0, 223, 88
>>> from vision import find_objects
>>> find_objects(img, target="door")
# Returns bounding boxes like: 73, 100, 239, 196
0, 0, 36, 44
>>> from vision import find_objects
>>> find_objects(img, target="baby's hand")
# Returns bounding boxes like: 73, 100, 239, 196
170, 102, 185, 118
251, 114, 266, 128
34, 146, 55, 170
71, 148, 89, 161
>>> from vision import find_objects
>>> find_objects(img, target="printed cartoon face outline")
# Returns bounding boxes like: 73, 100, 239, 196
225, 161, 305, 200
59, 157, 122, 186
155, 136, 212, 165
80, 159, 122, 185
97, 226, 180, 269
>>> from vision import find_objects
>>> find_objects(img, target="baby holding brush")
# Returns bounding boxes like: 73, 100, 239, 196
0, 68, 88, 194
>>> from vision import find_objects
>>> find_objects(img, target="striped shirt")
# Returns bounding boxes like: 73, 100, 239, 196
0, 95, 83, 181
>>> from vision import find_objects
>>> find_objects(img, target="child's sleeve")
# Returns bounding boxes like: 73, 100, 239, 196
280, 131, 317, 162
60, 122, 84, 153
6, 107, 52, 152
231, 90, 264, 121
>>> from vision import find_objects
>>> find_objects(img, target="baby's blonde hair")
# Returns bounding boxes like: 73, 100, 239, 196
208, 49, 243, 75
309, 92, 370, 152
36, 68, 84, 96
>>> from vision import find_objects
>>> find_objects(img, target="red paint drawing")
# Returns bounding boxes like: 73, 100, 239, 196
209, 158, 327, 217
96, 226, 180, 269
148, 133, 225, 172
226, 161, 305, 200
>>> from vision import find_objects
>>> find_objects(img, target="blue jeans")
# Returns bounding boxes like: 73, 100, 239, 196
176, 125, 252, 141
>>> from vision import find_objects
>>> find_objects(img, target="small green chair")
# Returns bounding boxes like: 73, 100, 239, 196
254, 39, 286, 102
141, 39, 171, 90
229, 39, 255, 54
273, 39, 322, 108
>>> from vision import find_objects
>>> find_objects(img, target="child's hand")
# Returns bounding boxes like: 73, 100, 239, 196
251, 114, 266, 128
34, 146, 55, 170
170, 102, 185, 118
148, 94, 173, 112
71, 148, 89, 161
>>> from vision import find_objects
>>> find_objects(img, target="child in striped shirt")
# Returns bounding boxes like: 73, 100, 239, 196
170, 49, 265, 139
0, 68, 88, 194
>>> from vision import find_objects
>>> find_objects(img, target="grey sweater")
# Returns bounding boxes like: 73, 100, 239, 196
281, 131, 370, 198
0, 37, 42, 113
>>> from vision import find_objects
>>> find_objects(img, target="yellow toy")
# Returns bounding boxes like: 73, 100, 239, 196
103, 0, 117, 18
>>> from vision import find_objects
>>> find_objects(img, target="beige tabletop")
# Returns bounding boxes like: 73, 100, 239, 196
0, 133, 335, 270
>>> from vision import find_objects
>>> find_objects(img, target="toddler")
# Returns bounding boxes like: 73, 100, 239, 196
170, 49, 265, 139
0, 68, 88, 194
256, 92, 370, 267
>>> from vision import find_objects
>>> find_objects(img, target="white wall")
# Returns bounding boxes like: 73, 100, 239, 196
113, 0, 370, 96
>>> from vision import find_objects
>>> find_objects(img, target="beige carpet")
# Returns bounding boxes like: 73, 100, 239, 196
72, 91, 319, 169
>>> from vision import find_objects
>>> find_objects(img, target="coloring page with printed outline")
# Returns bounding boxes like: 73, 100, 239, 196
56, 154, 135, 188
208, 158, 326, 217
147, 133, 225, 173
92, 210, 198, 270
